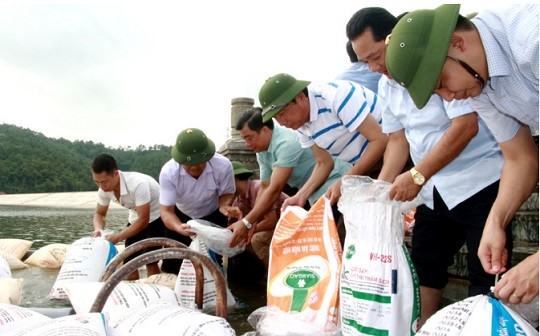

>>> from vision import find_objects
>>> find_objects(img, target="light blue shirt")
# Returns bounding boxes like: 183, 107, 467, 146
380, 77, 504, 210
335, 62, 382, 94
297, 80, 384, 164
471, 4, 539, 142
257, 125, 351, 205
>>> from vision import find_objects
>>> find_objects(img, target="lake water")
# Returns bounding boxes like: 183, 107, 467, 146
0, 205, 265, 334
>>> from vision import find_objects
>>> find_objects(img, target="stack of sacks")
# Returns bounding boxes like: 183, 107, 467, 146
0, 238, 33, 270
0, 303, 107, 336
64, 282, 235, 335
0, 255, 23, 305
25, 243, 70, 268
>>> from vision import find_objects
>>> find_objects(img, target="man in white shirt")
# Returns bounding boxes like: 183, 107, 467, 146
159, 128, 235, 274
385, 4, 539, 305
91, 153, 165, 280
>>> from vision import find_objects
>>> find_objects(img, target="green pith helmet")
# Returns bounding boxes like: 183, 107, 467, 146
171, 128, 215, 165
259, 73, 310, 123
230, 160, 253, 178
385, 4, 461, 109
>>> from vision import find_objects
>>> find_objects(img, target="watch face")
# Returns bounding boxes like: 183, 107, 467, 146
414, 174, 425, 185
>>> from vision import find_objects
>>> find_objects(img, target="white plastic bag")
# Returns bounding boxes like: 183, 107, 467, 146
338, 176, 422, 335
175, 236, 236, 308
187, 219, 245, 257
418, 294, 538, 335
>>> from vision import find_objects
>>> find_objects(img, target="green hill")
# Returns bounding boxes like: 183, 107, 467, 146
0, 124, 172, 194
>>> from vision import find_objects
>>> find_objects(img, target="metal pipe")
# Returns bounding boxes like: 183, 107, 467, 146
101, 238, 205, 309
90, 247, 228, 318
101, 237, 188, 281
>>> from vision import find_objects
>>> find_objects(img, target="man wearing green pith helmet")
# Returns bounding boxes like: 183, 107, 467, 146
158, 128, 236, 274
258, 73, 388, 207
385, 4, 539, 305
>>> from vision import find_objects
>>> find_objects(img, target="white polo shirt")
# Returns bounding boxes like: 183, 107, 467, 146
297, 80, 385, 164
159, 153, 235, 218
97, 171, 161, 223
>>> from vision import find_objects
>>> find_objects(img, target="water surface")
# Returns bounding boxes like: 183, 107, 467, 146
0, 205, 264, 334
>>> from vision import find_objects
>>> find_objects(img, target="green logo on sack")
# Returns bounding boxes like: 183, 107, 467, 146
285, 270, 319, 289
345, 244, 356, 260
285, 270, 320, 312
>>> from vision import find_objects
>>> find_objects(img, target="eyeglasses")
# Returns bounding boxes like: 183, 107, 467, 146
446, 56, 485, 88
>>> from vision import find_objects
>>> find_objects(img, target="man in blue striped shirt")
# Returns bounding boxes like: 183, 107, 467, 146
258, 73, 388, 207
385, 4, 539, 305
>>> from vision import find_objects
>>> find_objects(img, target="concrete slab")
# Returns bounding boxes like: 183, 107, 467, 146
0, 192, 122, 209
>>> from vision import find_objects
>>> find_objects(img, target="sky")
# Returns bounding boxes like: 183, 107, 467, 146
0, 1, 490, 150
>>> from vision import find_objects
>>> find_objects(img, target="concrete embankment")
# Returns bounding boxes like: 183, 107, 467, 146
0, 191, 122, 209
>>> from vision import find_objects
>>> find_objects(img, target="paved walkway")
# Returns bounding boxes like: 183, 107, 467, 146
0, 191, 122, 209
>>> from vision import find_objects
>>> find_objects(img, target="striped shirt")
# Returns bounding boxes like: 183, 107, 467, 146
471, 4, 539, 142
297, 80, 385, 164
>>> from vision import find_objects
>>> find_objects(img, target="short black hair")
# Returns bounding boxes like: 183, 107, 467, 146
346, 7, 398, 42
235, 107, 274, 132
345, 40, 359, 63
91, 154, 117, 174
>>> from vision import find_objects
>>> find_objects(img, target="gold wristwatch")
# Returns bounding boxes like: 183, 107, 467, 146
409, 167, 426, 186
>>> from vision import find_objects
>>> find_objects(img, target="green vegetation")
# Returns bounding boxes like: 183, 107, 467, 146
0, 124, 172, 194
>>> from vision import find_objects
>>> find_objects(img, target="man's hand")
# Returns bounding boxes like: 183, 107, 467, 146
494, 252, 539, 304
478, 225, 508, 274
280, 194, 307, 213
92, 229, 102, 237
325, 180, 342, 205
227, 220, 254, 248
176, 222, 196, 237
103, 232, 122, 244
389, 171, 422, 202
220, 205, 243, 221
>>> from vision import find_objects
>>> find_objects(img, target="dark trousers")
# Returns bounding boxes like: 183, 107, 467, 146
124, 216, 167, 264
411, 181, 513, 296
160, 207, 228, 275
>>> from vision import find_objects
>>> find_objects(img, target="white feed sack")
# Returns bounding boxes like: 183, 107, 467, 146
65, 281, 181, 324
0, 278, 24, 305
0, 256, 23, 305
108, 302, 235, 336
49, 237, 118, 299
2, 312, 108, 336
338, 176, 423, 335
0, 239, 33, 260
25, 243, 70, 268
417, 294, 538, 335
175, 236, 236, 309
0, 254, 12, 278
0, 303, 51, 335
